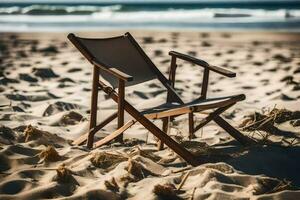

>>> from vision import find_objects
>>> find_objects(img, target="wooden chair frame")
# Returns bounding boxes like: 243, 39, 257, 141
68, 32, 255, 166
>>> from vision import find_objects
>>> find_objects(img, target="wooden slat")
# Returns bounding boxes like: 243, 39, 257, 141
72, 111, 118, 145
144, 107, 193, 119
93, 120, 136, 148
169, 51, 236, 77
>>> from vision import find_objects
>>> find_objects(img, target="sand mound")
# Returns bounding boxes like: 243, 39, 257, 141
43, 101, 83, 116
33, 68, 59, 79
126, 159, 155, 180
38, 145, 62, 163
0, 126, 16, 145
153, 183, 181, 200
53, 164, 76, 184
60, 111, 85, 125
91, 152, 127, 170
0, 76, 19, 85
21, 125, 67, 147
19, 73, 38, 82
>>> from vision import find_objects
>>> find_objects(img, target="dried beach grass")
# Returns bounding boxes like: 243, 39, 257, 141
104, 177, 119, 192
240, 107, 300, 143
23, 124, 43, 142
241, 108, 300, 131
54, 164, 73, 183
126, 159, 154, 180
39, 145, 61, 162
254, 178, 294, 195
153, 183, 182, 200
90, 152, 127, 169
129, 147, 161, 162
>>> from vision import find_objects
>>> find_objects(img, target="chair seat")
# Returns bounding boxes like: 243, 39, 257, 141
141, 94, 245, 115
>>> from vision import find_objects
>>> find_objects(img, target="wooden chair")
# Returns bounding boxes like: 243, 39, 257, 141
68, 32, 255, 166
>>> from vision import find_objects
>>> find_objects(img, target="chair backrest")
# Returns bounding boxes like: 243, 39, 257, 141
68, 32, 183, 104
68, 32, 163, 88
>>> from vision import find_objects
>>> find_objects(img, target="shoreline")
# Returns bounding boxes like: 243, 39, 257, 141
1, 27, 300, 33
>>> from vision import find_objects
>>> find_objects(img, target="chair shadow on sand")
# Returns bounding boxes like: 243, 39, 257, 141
185, 140, 300, 187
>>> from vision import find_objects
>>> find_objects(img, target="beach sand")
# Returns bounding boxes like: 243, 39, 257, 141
0, 30, 300, 199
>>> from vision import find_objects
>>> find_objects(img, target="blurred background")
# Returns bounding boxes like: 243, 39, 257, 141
0, 0, 300, 32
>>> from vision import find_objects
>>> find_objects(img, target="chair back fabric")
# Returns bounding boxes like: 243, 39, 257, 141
68, 33, 158, 88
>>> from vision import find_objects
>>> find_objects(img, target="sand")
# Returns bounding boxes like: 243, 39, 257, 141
0, 30, 300, 200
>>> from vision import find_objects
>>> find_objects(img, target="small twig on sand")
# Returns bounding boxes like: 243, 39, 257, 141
171, 166, 192, 174
177, 171, 191, 191
190, 187, 197, 200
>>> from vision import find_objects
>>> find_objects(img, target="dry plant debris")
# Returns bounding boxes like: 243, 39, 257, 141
240, 107, 300, 143
254, 178, 294, 195
90, 152, 127, 169
55, 164, 73, 183
39, 145, 61, 162
104, 177, 119, 192
126, 159, 154, 180
153, 183, 182, 200
23, 124, 43, 142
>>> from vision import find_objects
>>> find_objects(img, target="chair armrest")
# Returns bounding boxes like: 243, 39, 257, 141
208, 65, 236, 78
169, 51, 236, 78
92, 60, 133, 82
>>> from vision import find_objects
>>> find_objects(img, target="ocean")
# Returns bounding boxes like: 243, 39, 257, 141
0, 0, 300, 32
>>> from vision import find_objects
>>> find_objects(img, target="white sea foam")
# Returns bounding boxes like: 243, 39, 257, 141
0, 6, 299, 31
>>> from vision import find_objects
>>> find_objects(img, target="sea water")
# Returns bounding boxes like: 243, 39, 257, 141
0, 0, 299, 32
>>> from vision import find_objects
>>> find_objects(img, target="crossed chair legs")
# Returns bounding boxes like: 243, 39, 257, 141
73, 97, 255, 167
72, 75, 255, 166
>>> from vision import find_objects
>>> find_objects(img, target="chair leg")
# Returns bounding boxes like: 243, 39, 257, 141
116, 79, 125, 143
194, 104, 234, 133
188, 112, 195, 139
158, 117, 169, 150
87, 66, 99, 149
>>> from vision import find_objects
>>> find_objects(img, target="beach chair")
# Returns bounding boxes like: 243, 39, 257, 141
68, 32, 255, 166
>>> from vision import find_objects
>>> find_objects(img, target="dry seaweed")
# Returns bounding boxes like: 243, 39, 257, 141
254, 178, 294, 195
126, 159, 154, 180
291, 119, 300, 127
240, 107, 300, 141
39, 146, 61, 162
90, 152, 127, 169
177, 171, 191, 191
54, 164, 73, 183
153, 183, 182, 200
23, 124, 43, 142
104, 177, 119, 192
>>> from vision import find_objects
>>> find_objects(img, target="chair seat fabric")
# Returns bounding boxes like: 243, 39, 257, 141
141, 94, 245, 115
